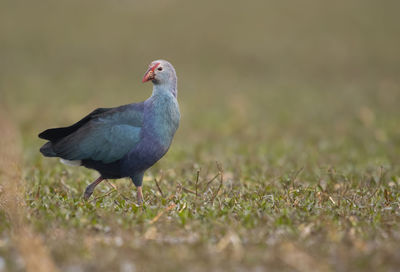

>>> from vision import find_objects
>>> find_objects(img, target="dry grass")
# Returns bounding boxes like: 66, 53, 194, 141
0, 110, 58, 272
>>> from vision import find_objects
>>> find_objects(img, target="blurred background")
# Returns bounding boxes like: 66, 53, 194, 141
1, 0, 399, 160
1, 0, 400, 271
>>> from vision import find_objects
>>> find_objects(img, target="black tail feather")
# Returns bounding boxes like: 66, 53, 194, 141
40, 142, 57, 157
38, 126, 78, 141
38, 108, 111, 141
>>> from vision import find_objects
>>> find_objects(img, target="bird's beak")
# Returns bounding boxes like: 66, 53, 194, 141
142, 62, 160, 83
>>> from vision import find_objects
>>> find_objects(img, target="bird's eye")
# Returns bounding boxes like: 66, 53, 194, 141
157, 67, 163, 71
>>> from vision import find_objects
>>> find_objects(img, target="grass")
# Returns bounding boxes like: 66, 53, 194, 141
1, 0, 400, 271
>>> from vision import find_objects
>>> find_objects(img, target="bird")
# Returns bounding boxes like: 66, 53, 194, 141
38, 60, 180, 204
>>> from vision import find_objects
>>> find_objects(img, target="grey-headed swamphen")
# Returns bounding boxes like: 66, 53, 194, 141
39, 60, 180, 204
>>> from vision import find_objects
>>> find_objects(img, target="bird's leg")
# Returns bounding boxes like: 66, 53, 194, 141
83, 176, 104, 200
136, 186, 143, 205
131, 174, 144, 205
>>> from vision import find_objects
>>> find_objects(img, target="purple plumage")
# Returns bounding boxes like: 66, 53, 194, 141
39, 60, 180, 204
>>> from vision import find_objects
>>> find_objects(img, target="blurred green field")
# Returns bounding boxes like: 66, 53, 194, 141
1, 0, 400, 271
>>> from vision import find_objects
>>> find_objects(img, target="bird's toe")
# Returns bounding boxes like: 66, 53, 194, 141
83, 188, 93, 200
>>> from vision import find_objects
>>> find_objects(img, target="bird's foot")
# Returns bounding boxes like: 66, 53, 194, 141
83, 186, 94, 201
83, 176, 104, 201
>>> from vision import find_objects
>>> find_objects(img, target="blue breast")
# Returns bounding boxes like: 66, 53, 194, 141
121, 90, 180, 177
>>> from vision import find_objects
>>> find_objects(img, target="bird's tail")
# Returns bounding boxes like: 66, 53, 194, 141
39, 142, 57, 157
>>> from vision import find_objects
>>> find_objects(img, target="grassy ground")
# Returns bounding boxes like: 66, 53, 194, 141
1, 0, 400, 271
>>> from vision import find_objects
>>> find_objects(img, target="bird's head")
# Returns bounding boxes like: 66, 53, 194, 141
142, 59, 177, 86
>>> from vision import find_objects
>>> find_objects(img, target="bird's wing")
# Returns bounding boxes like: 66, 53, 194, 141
51, 104, 144, 163
38, 107, 113, 142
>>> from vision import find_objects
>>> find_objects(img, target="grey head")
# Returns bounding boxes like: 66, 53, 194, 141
142, 59, 177, 97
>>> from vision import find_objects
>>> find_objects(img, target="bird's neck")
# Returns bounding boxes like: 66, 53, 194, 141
145, 82, 180, 149
151, 81, 177, 98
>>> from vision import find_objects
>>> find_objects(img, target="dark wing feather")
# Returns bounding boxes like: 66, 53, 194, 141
38, 108, 111, 141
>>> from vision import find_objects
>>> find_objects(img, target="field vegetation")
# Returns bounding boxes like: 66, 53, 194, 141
1, 0, 400, 271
